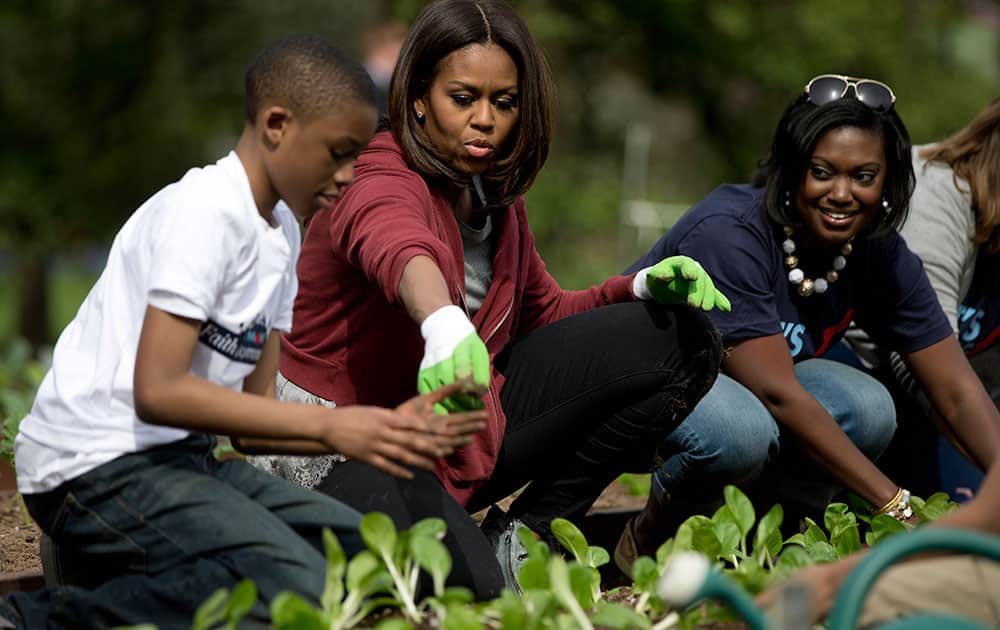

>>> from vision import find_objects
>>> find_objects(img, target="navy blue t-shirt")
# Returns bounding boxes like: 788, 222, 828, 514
958, 251, 1000, 356
627, 184, 952, 361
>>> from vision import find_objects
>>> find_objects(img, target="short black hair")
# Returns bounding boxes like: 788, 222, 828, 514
388, 0, 555, 207
753, 94, 914, 238
244, 34, 376, 123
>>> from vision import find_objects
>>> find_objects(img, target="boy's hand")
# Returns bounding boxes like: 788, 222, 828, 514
632, 255, 732, 312
417, 305, 490, 413
320, 381, 488, 479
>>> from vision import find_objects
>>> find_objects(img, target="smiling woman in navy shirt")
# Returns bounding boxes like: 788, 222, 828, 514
615, 75, 1000, 575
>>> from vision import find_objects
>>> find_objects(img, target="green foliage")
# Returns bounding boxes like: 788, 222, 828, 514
551, 518, 608, 605
518, 0, 997, 286
173, 483, 960, 629
617, 473, 652, 497
4, 2, 998, 341
653, 485, 958, 627
911, 492, 959, 522
191, 579, 257, 630
0, 338, 45, 467
0, 2, 380, 344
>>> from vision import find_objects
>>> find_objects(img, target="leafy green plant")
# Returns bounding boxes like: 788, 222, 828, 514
0, 338, 45, 468
192, 579, 257, 630
270, 526, 394, 630
551, 517, 609, 603
171, 485, 961, 630
357, 513, 448, 622
617, 473, 652, 498
114, 579, 257, 630
0, 338, 46, 525
649, 485, 959, 627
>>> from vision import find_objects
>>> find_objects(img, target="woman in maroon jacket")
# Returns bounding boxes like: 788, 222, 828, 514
264, 0, 725, 598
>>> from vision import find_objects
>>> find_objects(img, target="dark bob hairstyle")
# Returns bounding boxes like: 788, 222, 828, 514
754, 93, 914, 239
387, 0, 555, 207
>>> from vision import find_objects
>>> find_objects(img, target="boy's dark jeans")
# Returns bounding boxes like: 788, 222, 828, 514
1, 434, 362, 629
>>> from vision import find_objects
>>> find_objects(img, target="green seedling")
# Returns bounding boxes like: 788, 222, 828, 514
824, 503, 862, 558
270, 530, 393, 630
910, 492, 959, 521
181, 485, 964, 630
772, 544, 812, 581
617, 473, 652, 497
724, 485, 755, 557
410, 530, 451, 597
0, 338, 45, 467
865, 513, 908, 547
630, 556, 665, 618
711, 506, 742, 566
439, 600, 484, 630
270, 592, 327, 630
551, 517, 608, 602
590, 600, 652, 629
548, 555, 594, 630
516, 525, 552, 592
191, 578, 257, 630
332, 534, 393, 628
750, 504, 783, 569
360, 512, 422, 620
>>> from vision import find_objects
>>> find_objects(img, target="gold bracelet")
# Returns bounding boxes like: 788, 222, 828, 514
873, 487, 904, 516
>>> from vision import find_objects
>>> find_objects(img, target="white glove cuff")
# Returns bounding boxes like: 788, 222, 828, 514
632, 267, 652, 301
420, 305, 476, 367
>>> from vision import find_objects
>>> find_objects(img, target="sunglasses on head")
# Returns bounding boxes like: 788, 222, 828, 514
804, 74, 896, 112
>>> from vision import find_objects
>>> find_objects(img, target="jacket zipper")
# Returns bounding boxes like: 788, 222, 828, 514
483, 299, 513, 345
481, 298, 511, 448
458, 289, 511, 448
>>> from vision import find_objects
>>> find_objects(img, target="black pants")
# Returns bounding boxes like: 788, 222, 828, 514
319, 301, 721, 599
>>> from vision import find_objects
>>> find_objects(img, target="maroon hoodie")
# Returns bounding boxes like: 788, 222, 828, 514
281, 131, 638, 505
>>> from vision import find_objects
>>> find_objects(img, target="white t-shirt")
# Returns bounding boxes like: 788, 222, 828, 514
15, 152, 301, 494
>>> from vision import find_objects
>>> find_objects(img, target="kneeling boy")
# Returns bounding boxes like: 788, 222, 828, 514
1, 35, 485, 629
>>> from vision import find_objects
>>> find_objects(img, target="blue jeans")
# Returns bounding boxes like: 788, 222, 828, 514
1, 435, 362, 629
654, 358, 897, 516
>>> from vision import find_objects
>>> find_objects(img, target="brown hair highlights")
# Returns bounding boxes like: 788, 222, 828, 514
387, 0, 554, 207
920, 99, 1000, 253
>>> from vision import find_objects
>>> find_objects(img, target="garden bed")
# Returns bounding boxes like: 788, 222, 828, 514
0, 478, 645, 597
0, 490, 43, 594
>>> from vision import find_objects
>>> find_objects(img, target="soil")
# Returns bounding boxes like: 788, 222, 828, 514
590, 478, 648, 512
0, 492, 41, 575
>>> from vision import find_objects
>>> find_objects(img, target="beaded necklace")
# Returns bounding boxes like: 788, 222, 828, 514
781, 225, 853, 297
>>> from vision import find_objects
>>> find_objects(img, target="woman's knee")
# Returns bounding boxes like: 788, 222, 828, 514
657, 376, 779, 490
631, 304, 722, 426
797, 359, 897, 458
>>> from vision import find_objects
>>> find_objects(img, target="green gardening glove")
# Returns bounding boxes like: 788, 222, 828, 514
633, 255, 732, 312
417, 305, 490, 414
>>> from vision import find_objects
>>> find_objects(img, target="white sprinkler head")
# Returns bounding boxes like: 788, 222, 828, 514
657, 551, 711, 607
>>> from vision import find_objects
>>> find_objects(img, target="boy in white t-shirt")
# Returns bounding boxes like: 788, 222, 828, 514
0, 35, 487, 629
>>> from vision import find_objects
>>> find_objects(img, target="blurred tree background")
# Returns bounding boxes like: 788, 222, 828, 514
0, 0, 996, 350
